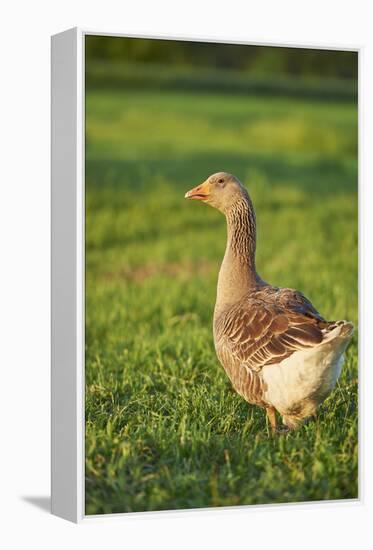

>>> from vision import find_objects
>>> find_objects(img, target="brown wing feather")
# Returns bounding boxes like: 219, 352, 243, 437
215, 285, 326, 375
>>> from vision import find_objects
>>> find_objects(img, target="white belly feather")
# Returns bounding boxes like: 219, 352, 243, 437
262, 324, 352, 422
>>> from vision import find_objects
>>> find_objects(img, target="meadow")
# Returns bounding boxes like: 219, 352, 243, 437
85, 86, 358, 514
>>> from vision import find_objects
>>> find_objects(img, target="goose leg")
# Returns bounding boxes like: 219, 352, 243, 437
266, 406, 277, 433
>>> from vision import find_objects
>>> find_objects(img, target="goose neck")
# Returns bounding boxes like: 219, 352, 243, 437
215, 196, 260, 314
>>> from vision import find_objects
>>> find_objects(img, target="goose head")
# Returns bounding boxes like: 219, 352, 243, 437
185, 172, 248, 213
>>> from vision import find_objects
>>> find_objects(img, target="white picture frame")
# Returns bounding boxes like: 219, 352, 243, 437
51, 27, 361, 523
51, 27, 84, 522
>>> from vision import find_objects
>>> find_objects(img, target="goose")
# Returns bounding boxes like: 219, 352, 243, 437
185, 172, 353, 432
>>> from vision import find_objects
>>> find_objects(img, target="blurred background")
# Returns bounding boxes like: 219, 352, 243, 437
85, 36, 358, 515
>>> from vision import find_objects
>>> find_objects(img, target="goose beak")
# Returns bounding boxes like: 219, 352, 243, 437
185, 181, 210, 200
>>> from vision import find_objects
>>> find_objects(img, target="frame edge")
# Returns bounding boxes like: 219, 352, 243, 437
51, 26, 84, 523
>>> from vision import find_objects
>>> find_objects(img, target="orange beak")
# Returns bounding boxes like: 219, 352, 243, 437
184, 180, 210, 201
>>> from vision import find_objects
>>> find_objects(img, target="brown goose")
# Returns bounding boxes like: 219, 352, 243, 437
185, 172, 353, 431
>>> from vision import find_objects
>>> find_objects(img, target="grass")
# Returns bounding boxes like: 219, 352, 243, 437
86, 60, 358, 101
85, 86, 358, 515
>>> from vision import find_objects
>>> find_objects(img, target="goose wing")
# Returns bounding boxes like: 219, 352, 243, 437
215, 286, 326, 373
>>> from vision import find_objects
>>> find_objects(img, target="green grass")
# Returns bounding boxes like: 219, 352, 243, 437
86, 60, 358, 102
85, 87, 358, 515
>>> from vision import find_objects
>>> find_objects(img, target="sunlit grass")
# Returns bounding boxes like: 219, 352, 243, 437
85, 88, 358, 514
86, 90, 357, 158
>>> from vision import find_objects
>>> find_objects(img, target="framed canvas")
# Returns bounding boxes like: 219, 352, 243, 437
51, 28, 359, 522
